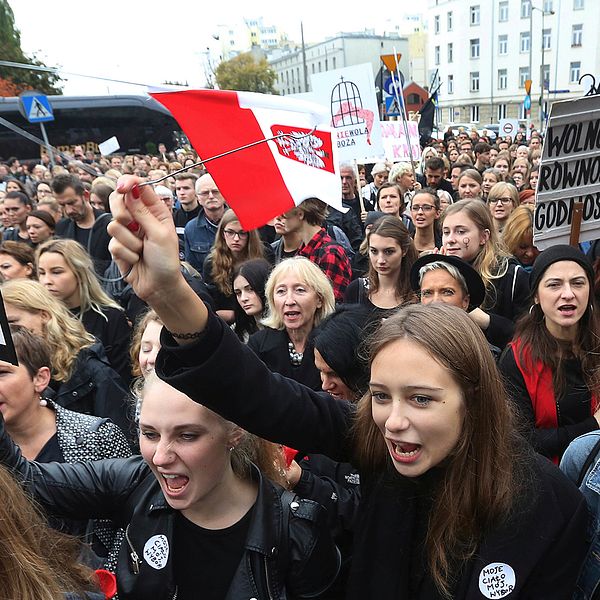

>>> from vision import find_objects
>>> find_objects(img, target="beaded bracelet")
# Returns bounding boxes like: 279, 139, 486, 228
169, 330, 204, 340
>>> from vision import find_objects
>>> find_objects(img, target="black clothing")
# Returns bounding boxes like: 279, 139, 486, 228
44, 342, 131, 439
350, 251, 368, 280
156, 311, 588, 599
2, 226, 33, 245
0, 422, 340, 600
35, 432, 63, 462
73, 224, 92, 248
202, 256, 237, 313
482, 259, 530, 348
55, 210, 112, 275
416, 174, 454, 196
174, 205, 201, 260
73, 306, 132, 384
173, 508, 252, 600
248, 327, 322, 390
326, 200, 364, 252
344, 278, 403, 321
498, 348, 597, 459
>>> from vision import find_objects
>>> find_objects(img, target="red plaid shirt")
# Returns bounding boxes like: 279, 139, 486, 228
297, 228, 352, 302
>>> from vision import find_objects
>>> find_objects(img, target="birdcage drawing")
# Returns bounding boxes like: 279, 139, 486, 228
330, 76, 365, 127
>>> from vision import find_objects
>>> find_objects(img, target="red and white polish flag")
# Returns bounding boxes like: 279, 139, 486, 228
149, 89, 345, 230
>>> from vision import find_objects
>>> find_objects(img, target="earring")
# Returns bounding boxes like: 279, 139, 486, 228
229, 446, 235, 452
39, 396, 47, 407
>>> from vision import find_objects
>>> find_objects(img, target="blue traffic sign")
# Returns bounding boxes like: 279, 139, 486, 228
385, 95, 402, 117
383, 76, 401, 96
19, 94, 54, 123
523, 95, 531, 110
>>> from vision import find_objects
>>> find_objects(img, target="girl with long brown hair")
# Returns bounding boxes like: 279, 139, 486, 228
203, 208, 266, 322
344, 215, 418, 319
107, 176, 588, 599
441, 199, 530, 347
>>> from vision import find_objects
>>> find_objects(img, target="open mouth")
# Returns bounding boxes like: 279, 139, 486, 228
284, 310, 301, 320
389, 441, 422, 463
161, 473, 189, 495
558, 304, 577, 316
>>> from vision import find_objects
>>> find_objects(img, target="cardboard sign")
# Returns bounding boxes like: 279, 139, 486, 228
311, 63, 384, 162
534, 94, 600, 249
380, 121, 421, 162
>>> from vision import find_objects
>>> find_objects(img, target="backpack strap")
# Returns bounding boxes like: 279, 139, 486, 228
577, 437, 600, 488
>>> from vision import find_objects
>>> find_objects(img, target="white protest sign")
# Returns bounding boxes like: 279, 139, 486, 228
534, 94, 600, 249
380, 121, 421, 162
499, 119, 519, 139
99, 136, 120, 156
311, 63, 384, 162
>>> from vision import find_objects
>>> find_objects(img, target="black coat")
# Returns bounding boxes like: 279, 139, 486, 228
45, 342, 131, 440
247, 327, 322, 391
484, 259, 530, 348
0, 423, 340, 600
55, 210, 112, 275
156, 311, 588, 600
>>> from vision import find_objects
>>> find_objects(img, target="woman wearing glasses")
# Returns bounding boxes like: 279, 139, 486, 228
487, 182, 520, 234
409, 189, 442, 254
203, 209, 268, 323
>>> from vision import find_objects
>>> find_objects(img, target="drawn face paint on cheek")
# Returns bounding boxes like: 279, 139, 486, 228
463, 237, 470, 249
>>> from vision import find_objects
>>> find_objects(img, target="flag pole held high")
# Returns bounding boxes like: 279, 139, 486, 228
149, 89, 344, 230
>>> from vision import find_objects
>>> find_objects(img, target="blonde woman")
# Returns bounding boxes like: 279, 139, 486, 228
1, 279, 130, 434
441, 199, 530, 348
36, 239, 132, 382
203, 209, 267, 323
248, 257, 335, 390
487, 181, 519, 234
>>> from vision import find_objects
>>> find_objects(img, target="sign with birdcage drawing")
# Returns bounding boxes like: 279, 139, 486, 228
311, 63, 383, 163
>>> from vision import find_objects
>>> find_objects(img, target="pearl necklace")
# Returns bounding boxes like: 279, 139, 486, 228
288, 341, 303, 366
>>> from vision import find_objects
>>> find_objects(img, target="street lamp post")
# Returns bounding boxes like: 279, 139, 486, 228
529, 3, 555, 130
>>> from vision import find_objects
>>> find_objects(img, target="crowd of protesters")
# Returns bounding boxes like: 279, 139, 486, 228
1, 124, 600, 599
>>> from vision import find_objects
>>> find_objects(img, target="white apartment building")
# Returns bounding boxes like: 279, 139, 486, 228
268, 33, 410, 96
426, 0, 598, 129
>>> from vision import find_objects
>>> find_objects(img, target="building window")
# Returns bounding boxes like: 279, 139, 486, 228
543, 0, 553, 11
471, 105, 480, 122
521, 0, 531, 18
499, 34, 508, 55
434, 15, 440, 34
333, 56, 336, 69
470, 71, 480, 92
520, 31, 530, 53
318, 61, 321, 72
519, 66, 530, 87
542, 64, 550, 89
542, 28, 551, 50
435, 45, 440, 65
498, 69, 508, 90
470, 5, 480, 25
448, 107, 454, 123
572, 24, 583, 46
448, 74, 454, 94
570, 61, 581, 83
499, 1, 509, 21
448, 43, 454, 63
498, 104, 507, 120
470, 39, 480, 59
447, 11, 453, 30
311, 63, 315, 74
574, 0, 584, 9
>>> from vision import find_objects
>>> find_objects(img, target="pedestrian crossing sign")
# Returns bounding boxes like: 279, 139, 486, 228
19, 94, 54, 123
385, 95, 402, 117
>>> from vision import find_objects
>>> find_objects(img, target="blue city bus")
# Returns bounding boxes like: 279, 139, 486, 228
0, 94, 185, 159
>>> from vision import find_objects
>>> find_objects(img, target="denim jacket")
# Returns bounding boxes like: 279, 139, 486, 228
561, 431, 600, 599
183, 212, 217, 276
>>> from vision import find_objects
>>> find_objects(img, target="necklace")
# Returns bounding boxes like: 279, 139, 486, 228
288, 341, 303, 366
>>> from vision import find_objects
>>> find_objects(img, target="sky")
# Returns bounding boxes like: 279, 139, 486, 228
9, 0, 412, 96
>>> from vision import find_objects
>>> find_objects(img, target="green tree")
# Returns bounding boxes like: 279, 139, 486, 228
0, 0, 62, 95
215, 52, 277, 94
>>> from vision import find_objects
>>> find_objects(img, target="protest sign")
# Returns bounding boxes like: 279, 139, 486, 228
380, 121, 421, 162
311, 63, 384, 162
534, 94, 600, 249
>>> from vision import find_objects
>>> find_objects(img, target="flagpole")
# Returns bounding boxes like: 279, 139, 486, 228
390, 47, 417, 181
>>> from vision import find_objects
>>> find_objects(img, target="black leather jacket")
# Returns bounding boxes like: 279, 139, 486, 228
0, 416, 339, 600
